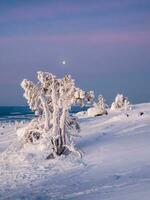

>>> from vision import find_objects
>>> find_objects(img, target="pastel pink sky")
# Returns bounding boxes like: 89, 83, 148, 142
0, 0, 150, 105
0, 30, 150, 45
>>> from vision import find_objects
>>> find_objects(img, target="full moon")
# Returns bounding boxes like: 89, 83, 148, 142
62, 60, 66, 65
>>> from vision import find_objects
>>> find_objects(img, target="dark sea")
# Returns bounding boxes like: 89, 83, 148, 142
0, 106, 88, 122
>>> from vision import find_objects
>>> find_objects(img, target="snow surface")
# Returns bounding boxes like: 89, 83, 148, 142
0, 103, 150, 200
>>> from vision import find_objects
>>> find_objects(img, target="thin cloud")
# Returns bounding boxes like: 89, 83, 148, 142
0, 30, 149, 46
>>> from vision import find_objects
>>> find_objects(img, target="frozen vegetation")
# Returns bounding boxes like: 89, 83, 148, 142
87, 95, 108, 117
20, 71, 94, 158
111, 94, 131, 111
0, 72, 150, 200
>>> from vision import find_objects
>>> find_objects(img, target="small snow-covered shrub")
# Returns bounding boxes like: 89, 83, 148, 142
75, 111, 86, 117
19, 71, 93, 158
87, 95, 108, 117
17, 118, 44, 144
111, 94, 131, 111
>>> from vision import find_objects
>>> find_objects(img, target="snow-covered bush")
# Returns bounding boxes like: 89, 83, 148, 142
87, 95, 108, 117
111, 94, 131, 111
19, 71, 93, 158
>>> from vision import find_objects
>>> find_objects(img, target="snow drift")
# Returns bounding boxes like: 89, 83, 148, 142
0, 103, 150, 199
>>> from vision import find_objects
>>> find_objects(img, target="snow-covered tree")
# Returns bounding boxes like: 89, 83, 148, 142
97, 95, 108, 114
87, 95, 108, 117
111, 94, 131, 111
20, 71, 93, 158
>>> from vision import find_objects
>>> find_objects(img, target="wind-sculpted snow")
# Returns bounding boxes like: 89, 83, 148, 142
0, 103, 150, 200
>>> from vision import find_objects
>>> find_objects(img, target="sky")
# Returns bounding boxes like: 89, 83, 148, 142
0, 0, 150, 105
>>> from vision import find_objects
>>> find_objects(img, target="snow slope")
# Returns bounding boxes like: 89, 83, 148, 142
0, 103, 150, 200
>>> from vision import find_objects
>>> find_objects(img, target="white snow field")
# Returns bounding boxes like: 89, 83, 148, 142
0, 103, 150, 200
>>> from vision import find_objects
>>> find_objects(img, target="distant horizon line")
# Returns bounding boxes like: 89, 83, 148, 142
0, 101, 150, 107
